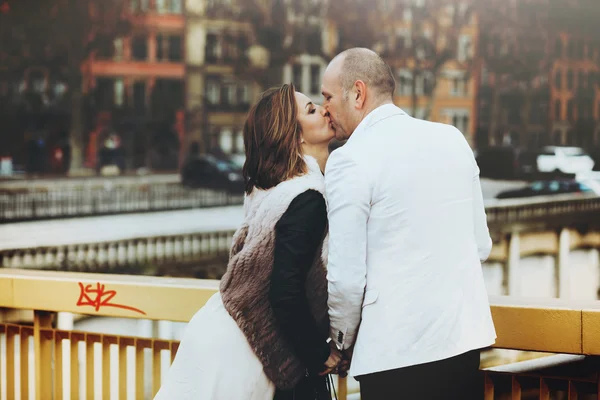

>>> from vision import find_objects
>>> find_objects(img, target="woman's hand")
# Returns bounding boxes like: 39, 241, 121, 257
319, 342, 342, 376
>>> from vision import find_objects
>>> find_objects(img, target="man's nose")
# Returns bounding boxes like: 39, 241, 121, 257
320, 106, 329, 117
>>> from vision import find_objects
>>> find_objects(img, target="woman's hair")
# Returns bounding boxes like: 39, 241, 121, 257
243, 83, 307, 194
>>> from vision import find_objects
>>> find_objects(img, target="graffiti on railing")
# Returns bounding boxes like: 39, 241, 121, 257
76, 282, 146, 315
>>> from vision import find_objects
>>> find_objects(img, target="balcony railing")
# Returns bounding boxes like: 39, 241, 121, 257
0, 185, 243, 222
485, 193, 600, 228
2, 269, 600, 399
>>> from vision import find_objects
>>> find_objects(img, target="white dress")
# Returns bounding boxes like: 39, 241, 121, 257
154, 293, 275, 400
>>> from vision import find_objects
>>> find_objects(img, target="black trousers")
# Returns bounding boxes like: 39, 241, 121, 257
357, 349, 483, 400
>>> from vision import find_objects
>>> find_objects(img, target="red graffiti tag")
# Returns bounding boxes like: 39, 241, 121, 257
76, 282, 146, 315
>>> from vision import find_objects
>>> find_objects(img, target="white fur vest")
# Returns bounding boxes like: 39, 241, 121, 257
220, 156, 329, 390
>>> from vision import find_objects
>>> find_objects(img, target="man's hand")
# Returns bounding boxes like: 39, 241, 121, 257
319, 341, 342, 376
337, 345, 354, 377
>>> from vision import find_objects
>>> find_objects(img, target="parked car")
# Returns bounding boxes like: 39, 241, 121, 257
476, 146, 538, 180
496, 179, 597, 199
181, 154, 244, 193
536, 146, 595, 175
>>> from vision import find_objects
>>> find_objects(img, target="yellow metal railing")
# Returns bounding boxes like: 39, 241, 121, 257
2, 269, 600, 399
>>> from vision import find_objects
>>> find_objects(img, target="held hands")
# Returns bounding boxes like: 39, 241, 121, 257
319, 342, 352, 377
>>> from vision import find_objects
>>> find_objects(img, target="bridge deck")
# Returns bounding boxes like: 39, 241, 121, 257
0, 206, 244, 251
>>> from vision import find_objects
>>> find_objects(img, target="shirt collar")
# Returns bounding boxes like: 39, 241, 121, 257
347, 104, 406, 143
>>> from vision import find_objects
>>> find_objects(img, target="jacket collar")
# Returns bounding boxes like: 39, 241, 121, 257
347, 103, 407, 144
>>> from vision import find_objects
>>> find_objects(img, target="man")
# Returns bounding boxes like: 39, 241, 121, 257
322, 48, 496, 399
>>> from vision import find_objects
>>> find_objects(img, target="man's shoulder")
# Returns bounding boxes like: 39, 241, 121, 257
407, 116, 458, 132
324, 142, 368, 180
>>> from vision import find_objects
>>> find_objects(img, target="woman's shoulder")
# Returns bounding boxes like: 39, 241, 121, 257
281, 190, 326, 223
290, 189, 325, 207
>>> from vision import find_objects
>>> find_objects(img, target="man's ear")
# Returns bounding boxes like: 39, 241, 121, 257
354, 80, 367, 109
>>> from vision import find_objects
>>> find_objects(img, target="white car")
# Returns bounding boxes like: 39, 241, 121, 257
537, 146, 595, 175
577, 171, 600, 195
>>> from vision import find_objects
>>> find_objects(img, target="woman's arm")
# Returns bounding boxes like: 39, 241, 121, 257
269, 189, 331, 374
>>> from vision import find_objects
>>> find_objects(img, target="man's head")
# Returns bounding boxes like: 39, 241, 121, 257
321, 48, 395, 140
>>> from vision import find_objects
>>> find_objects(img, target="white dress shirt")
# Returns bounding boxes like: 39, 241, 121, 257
325, 104, 496, 377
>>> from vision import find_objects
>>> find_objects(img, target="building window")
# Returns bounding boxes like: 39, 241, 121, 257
205, 34, 220, 63
238, 83, 250, 104
114, 79, 125, 107
132, 36, 148, 61
578, 71, 586, 89
170, 0, 183, 13
447, 110, 470, 134
206, 80, 220, 104
220, 129, 233, 154
292, 64, 302, 89
310, 64, 320, 94
156, 0, 167, 13
457, 35, 472, 62
130, 0, 150, 12
397, 70, 412, 96
451, 77, 468, 96
567, 70, 574, 90
554, 69, 562, 89
95, 78, 114, 109
133, 81, 146, 114
567, 99, 574, 120
462, 115, 470, 133
220, 83, 236, 105
151, 78, 183, 111
226, 84, 237, 105
112, 38, 124, 61
155, 0, 181, 13
168, 35, 182, 62
554, 100, 561, 120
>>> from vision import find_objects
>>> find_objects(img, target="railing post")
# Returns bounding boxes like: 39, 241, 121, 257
33, 310, 54, 400
557, 228, 571, 299
57, 311, 74, 330
337, 376, 347, 400
506, 232, 520, 296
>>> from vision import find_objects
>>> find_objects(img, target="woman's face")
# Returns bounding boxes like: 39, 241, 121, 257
294, 91, 336, 147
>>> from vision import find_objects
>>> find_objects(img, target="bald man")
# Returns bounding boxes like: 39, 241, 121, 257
322, 48, 495, 399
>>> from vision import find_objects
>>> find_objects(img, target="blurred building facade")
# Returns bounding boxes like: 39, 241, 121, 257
551, 33, 600, 148
83, 0, 186, 171
476, 0, 600, 151
387, 5, 479, 146
2, 0, 599, 175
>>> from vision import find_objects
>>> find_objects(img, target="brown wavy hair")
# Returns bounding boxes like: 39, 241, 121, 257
243, 83, 307, 194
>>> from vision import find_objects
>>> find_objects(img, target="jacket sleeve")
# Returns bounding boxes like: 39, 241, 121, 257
269, 190, 331, 374
472, 161, 493, 261
324, 150, 371, 350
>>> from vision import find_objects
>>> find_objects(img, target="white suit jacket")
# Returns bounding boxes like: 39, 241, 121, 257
324, 104, 496, 377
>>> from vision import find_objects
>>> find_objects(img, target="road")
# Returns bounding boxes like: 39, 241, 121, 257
0, 178, 529, 251
480, 178, 526, 199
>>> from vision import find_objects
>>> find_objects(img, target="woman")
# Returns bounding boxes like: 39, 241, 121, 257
154, 83, 342, 400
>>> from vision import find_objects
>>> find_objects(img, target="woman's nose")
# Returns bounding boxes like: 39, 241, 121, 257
319, 106, 329, 117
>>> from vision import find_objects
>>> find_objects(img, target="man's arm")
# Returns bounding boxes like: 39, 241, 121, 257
454, 126, 492, 262
472, 161, 493, 261
325, 150, 371, 350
